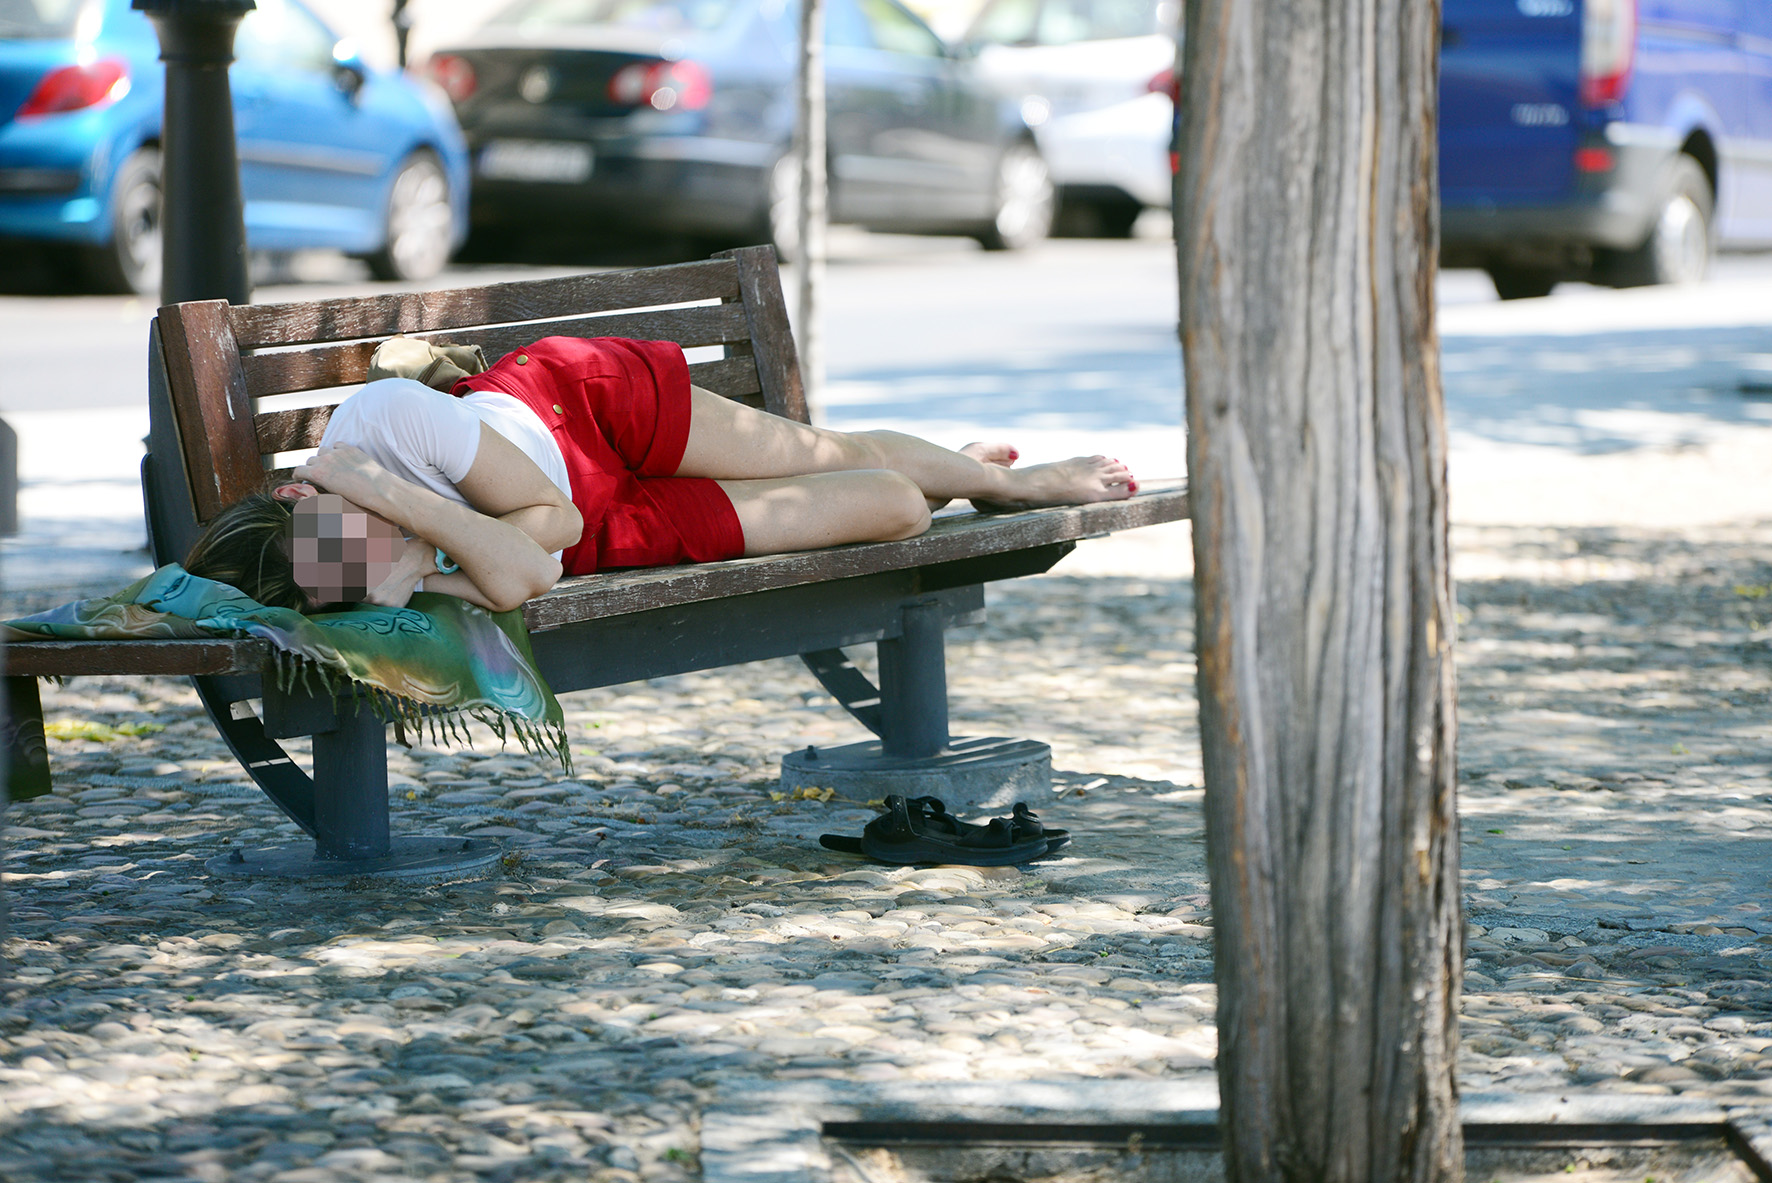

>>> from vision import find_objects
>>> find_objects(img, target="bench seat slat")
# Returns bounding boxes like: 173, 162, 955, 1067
241, 303, 755, 400
6, 487, 1187, 673
522, 485, 1189, 630
227, 259, 742, 349
4, 638, 270, 678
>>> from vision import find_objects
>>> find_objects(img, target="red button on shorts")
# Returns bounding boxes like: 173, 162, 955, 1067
454, 337, 744, 575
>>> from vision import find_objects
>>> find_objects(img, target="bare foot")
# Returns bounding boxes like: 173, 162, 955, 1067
961, 441, 1019, 468
972, 455, 1136, 512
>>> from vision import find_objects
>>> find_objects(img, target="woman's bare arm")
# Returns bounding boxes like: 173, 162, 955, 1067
295, 423, 580, 612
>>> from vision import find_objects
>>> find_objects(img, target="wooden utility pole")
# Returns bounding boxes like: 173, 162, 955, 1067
1176, 0, 1463, 1179
795, 0, 827, 405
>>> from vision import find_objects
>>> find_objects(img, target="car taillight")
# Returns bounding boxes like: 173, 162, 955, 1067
1146, 67, 1178, 103
426, 53, 477, 103
16, 59, 130, 118
1574, 145, 1615, 172
608, 60, 712, 111
1580, 0, 1635, 107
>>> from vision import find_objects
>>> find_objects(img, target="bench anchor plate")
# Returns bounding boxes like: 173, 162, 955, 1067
205, 836, 503, 882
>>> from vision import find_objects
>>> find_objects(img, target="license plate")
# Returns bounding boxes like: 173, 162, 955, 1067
478, 140, 593, 183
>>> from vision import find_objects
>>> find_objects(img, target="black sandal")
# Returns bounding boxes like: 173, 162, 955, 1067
819, 795, 1068, 866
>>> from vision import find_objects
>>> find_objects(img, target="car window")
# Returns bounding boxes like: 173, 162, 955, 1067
970, 0, 1039, 46
1037, 0, 1159, 44
234, 0, 337, 72
492, 0, 744, 35
856, 0, 942, 56
0, 0, 91, 37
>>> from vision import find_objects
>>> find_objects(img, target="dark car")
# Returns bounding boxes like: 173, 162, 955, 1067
0, 0, 468, 295
1441, 0, 1772, 299
425, 0, 1053, 256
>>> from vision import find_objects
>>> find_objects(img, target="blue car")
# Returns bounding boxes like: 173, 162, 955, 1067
1441, 0, 1772, 299
0, 0, 470, 294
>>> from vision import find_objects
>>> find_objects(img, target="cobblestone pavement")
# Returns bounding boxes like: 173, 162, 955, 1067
3, 521, 1772, 1180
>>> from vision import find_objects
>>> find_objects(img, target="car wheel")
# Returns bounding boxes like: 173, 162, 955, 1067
975, 140, 1055, 251
366, 152, 454, 282
82, 147, 162, 297
1598, 155, 1712, 288
1486, 265, 1559, 301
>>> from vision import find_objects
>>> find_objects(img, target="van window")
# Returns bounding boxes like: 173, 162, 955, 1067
493, 0, 745, 36
857, 0, 943, 55
972, 0, 1039, 45
0, 0, 93, 38
1038, 0, 1158, 44
235, 0, 337, 72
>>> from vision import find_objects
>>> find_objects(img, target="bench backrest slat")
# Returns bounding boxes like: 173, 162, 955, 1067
240, 303, 755, 401
159, 300, 271, 522
225, 257, 742, 348
160, 246, 801, 528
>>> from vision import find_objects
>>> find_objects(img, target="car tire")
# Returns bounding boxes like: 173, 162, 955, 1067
974, 140, 1055, 251
1055, 194, 1142, 239
1597, 154, 1712, 289
82, 147, 162, 297
365, 151, 455, 282
1486, 265, 1559, 301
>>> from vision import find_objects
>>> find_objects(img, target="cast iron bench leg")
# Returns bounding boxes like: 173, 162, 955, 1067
312, 701, 390, 860
3, 676, 50, 803
205, 687, 500, 881
785, 596, 1051, 812
878, 597, 950, 758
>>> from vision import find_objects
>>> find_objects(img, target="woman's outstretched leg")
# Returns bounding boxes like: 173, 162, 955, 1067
676, 387, 1135, 507
719, 470, 931, 556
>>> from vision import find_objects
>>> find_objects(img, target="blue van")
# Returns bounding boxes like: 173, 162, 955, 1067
1440, 0, 1772, 298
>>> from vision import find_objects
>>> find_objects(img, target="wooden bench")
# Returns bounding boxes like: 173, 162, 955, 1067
3, 246, 1189, 879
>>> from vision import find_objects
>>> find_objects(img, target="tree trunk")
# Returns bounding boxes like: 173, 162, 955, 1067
1175, 0, 1463, 1179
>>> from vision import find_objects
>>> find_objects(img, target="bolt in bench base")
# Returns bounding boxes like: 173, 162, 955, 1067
205, 836, 503, 882
781, 736, 1052, 814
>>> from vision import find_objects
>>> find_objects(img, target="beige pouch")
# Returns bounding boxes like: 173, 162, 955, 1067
367, 335, 488, 392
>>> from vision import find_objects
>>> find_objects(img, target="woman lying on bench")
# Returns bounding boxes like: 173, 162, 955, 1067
185, 337, 1137, 614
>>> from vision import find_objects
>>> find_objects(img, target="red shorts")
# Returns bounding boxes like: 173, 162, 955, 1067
452, 337, 744, 575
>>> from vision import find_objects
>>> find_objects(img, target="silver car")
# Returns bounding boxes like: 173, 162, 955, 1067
962, 0, 1177, 237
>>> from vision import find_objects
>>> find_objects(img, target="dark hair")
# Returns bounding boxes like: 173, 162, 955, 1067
183, 491, 308, 611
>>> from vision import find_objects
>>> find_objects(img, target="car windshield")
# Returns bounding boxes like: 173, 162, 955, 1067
0, 0, 90, 38
490, 0, 743, 35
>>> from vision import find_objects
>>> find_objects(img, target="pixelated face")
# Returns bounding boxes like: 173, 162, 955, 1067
288, 493, 405, 607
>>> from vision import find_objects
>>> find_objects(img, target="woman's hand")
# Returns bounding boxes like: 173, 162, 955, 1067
360, 537, 434, 609
292, 444, 396, 514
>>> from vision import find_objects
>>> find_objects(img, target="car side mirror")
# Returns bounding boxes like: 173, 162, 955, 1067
332, 40, 367, 99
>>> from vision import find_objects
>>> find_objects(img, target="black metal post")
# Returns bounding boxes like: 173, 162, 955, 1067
133, 0, 254, 307
311, 701, 391, 860
392, 0, 411, 68
877, 598, 950, 758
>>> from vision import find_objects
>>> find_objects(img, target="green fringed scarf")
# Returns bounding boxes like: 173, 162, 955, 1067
3, 565, 569, 771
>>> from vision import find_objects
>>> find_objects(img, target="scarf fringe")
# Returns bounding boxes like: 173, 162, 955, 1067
270, 648, 571, 774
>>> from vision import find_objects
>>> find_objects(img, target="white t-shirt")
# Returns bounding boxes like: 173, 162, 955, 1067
317, 377, 572, 558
